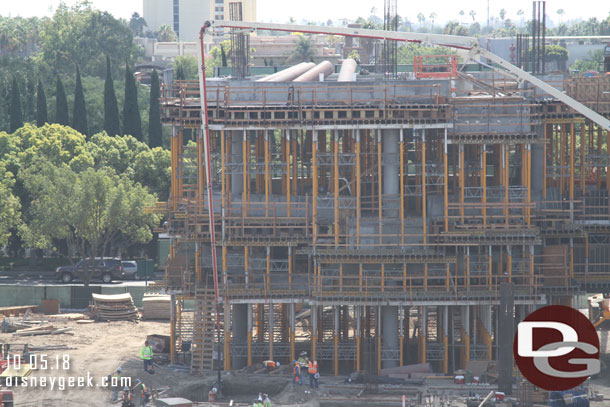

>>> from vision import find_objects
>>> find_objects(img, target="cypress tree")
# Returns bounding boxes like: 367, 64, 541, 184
148, 69, 162, 148
103, 56, 121, 136
55, 76, 69, 125
221, 44, 228, 67
122, 64, 142, 141
36, 79, 48, 127
72, 66, 89, 136
175, 65, 184, 80
9, 77, 23, 133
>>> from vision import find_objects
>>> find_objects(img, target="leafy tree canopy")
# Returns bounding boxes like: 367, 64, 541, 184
39, 1, 141, 77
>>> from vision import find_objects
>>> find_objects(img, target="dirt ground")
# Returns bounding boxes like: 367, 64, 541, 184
0, 318, 201, 407
4, 315, 610, 407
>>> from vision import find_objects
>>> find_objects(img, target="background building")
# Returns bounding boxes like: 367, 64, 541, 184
143, 0, 257, 41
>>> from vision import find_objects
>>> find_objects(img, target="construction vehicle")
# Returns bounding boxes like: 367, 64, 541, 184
604, 43, 610, 73
0, 390, 14, 407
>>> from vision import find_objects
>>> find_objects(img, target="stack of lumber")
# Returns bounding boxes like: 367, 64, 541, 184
142, 294, 171, 320
13, 325, 71, 336
91, 293, 139, 321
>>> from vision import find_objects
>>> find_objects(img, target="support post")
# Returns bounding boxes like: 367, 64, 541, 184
312, 131, 318, 244
444, 128, 449, 231
265, 130, 270, 217
334, 130, 339, 245
482, 144, 487, 227
422, 130, 427, 244
356, 130, 361, 245
287, 130, 291, 217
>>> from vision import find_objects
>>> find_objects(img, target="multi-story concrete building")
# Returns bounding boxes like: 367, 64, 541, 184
143, 0, 256, 41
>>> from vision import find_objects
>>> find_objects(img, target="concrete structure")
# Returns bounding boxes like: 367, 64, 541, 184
143, 0, 256, 41
157, 45, 610, 376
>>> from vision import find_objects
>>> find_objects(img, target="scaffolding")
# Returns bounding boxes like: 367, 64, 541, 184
157, 68, 610, 376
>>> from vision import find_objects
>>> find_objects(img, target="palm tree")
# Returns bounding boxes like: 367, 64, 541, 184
469, 10, 477, 22
499, 9, 506, 23
288, 17, 296, 24
288, 35, 314, 63
429, 12, 437, 27
459, 10, 465, 24
557, 9, 565, 24
517, 9, 524, 27
417, 13, 426, 26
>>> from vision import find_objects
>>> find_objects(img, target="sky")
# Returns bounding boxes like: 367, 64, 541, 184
1, 0, 608, 26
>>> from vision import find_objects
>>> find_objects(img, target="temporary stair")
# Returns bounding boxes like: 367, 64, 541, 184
191, 288, 217, 375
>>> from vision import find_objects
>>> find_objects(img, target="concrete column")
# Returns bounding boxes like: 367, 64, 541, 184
232, 303, 248, 368
231, 131, 243, 198
383, 129, 400, 217
381, 305, 399, 368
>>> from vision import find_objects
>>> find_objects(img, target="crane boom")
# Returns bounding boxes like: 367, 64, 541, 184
207, 20, 610, 131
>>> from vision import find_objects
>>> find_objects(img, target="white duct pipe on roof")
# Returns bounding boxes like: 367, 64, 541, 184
293, 61, 334, 82
256, 62, 315, 82
337, 58, 357, 82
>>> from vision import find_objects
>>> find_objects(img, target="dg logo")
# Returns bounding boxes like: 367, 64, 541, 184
514, 305, 600, 391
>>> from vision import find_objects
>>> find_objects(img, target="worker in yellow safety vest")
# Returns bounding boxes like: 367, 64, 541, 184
140, 340, 154, 373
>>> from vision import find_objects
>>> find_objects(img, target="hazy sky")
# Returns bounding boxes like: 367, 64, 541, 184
1, 0, 608, 26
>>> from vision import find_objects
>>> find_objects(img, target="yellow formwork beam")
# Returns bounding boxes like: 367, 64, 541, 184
444, 129, 449, 232
481, 145, 487, 227
265, 131, 269, 217
312, 131, 318, 244
422, 132, 427, 244
400, 130, 405, 243
287, 131, 291, 217
459, 145, 464, 222
356, 131, 361, 245
242, 130, 248, 217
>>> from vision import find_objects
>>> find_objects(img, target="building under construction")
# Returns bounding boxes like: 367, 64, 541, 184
154, 21, 610, 378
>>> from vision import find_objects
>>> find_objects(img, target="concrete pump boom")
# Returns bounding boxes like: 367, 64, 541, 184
207, 20, 610, 131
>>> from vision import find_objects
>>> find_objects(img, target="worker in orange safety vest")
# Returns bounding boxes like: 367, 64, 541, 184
307, 359, 319, 389
292, 360, 301, 385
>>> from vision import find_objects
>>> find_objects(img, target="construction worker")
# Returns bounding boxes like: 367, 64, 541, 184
112, 367, 122, 402
307, 359, 319, 389
208, 386, 218, 402
297, 351, 308, 383
263, 394, 272, 407
132, 379, 150, 407
140, 340, 154, 373
292, 360, 301, 385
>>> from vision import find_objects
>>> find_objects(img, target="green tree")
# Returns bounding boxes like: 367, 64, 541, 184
36, 79, 48, 126
148, 70, 162, 148
499, 9, 507, 23
221, 44, 228, 67
172, 55, 198, 80
444, 21, 470, 36
9, 77, 23, 133
21, 163, 159, 285
128, 12, 147, 37
287, 35, 314, 63
469, 10, 477, 22
0, 161, 20, 246
132, 147, 171, 200
122, 64, 143, 141
72, 66, 89, 137
103, 55, 121, 136
55, 75, 69, 125
571, 49, 604, 73
39, 2, 139, 77
155, 24, 178, 42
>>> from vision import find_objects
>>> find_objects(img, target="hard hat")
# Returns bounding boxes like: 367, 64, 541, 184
135, 379, 141, 384
117, 367, 122, 372
300, 351, 307, 356
292, 360, 297, 363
